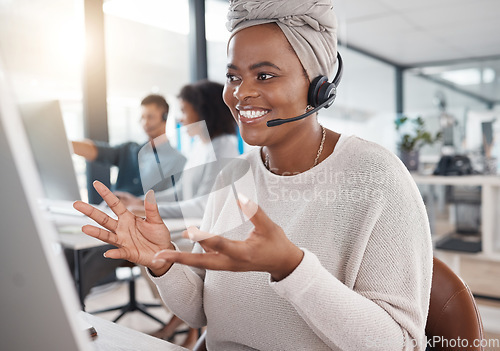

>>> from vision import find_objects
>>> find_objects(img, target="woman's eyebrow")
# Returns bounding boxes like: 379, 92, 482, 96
250, 61, 281, 71
226, 62, 282, 71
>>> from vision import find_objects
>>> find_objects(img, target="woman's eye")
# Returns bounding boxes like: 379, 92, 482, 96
257, 73, 274, 80
226, 73, 240, 82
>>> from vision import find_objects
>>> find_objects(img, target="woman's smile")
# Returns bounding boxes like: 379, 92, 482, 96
236, 105, 271, 124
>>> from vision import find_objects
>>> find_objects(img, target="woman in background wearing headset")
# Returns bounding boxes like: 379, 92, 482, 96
74, 0, 433, 349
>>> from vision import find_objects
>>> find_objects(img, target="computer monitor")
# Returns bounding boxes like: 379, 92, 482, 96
0, 57, 91, 350
19, 100, 81, 202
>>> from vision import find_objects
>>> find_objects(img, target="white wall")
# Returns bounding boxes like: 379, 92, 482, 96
319, 45, 398, 153
404, 73, 491, 157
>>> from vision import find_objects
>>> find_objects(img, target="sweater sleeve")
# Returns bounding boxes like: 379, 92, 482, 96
147, 242, 207, 328
270, 165, 432, 350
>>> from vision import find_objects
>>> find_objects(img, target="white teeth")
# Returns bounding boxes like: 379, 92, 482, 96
239, 110, 268, 119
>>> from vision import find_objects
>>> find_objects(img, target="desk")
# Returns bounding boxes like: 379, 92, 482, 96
80, 312, 188, 351
412, 174, 500, 302
412, 174, 500, 258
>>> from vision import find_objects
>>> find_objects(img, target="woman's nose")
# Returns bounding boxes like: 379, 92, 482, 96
233, 80, 259, 102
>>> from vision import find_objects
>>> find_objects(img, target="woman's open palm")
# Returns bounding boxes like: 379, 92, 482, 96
73, 181, 174, 270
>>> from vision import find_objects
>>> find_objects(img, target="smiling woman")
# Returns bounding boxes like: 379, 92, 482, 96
223, 23, 331, 175
74, 0, 433, 350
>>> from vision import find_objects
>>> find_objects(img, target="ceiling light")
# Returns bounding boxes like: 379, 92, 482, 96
439, 68, 496, 86
103, 0, 189, 35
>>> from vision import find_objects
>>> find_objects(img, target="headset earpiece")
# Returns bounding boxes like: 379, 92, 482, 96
307, 76, 337, 108
267, 52, 343, 127
162, 112, 168, 121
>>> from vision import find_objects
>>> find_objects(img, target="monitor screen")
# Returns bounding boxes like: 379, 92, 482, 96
19, 100, 81, 202
0, 57, 91, 350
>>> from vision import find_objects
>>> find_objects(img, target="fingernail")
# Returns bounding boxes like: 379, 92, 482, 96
145, 190, 156, 205
182, 230, 194, 243
186, 226, 216, 241
187, 227, 196, 241
237, 193, 258, 219
237, 192, 250, 205
152, 259, 166, 265
103, 252, 107, 258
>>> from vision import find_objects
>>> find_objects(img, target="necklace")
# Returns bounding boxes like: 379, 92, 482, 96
264, 125, 326, 171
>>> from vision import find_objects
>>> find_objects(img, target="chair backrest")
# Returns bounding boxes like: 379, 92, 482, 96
425, 257, 484, 350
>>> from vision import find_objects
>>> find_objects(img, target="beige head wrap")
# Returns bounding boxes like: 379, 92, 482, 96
226, 0, 338, 80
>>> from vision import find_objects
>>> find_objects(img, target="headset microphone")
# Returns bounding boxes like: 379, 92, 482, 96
266, 52, 343, 127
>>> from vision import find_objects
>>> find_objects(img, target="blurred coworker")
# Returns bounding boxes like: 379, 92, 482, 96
121, 81, 239, 218
72, 94, 186, 197
66, 95, 186, 300
118, 80, 239, 348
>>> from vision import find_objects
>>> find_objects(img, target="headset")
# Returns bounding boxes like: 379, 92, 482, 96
267, 52, 343, 127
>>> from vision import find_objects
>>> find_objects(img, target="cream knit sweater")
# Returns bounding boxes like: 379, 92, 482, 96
149, 134, 433, 351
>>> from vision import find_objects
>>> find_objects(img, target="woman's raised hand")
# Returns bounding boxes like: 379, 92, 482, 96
113, 190, 144, 207
153, 194, 305, 281
73, 181, 174, 275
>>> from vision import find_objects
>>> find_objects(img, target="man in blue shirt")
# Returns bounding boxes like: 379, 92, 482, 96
72, 94, 186, 197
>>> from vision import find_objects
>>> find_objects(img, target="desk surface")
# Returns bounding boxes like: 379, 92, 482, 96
412, 174, 500, 186
80, 312, 188, 351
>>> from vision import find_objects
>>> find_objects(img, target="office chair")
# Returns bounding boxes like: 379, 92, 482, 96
425, 257, 484, 350
89, 261, 165, 325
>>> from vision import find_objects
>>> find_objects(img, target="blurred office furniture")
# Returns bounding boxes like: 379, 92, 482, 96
425, 257, 484, 351
89, 262, 165, 325
413, 174, 500, 304
433, 155, 475, 176
435, 185, 482, 253
481, 121, 497, 175
57, 225, 109, 310
413, 174, 500, 257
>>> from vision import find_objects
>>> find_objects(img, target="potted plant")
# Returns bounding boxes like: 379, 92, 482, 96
395, 116, 442, 171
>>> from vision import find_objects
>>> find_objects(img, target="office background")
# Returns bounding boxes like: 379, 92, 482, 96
1, 0, 500, 347
1, 0, 499, 202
